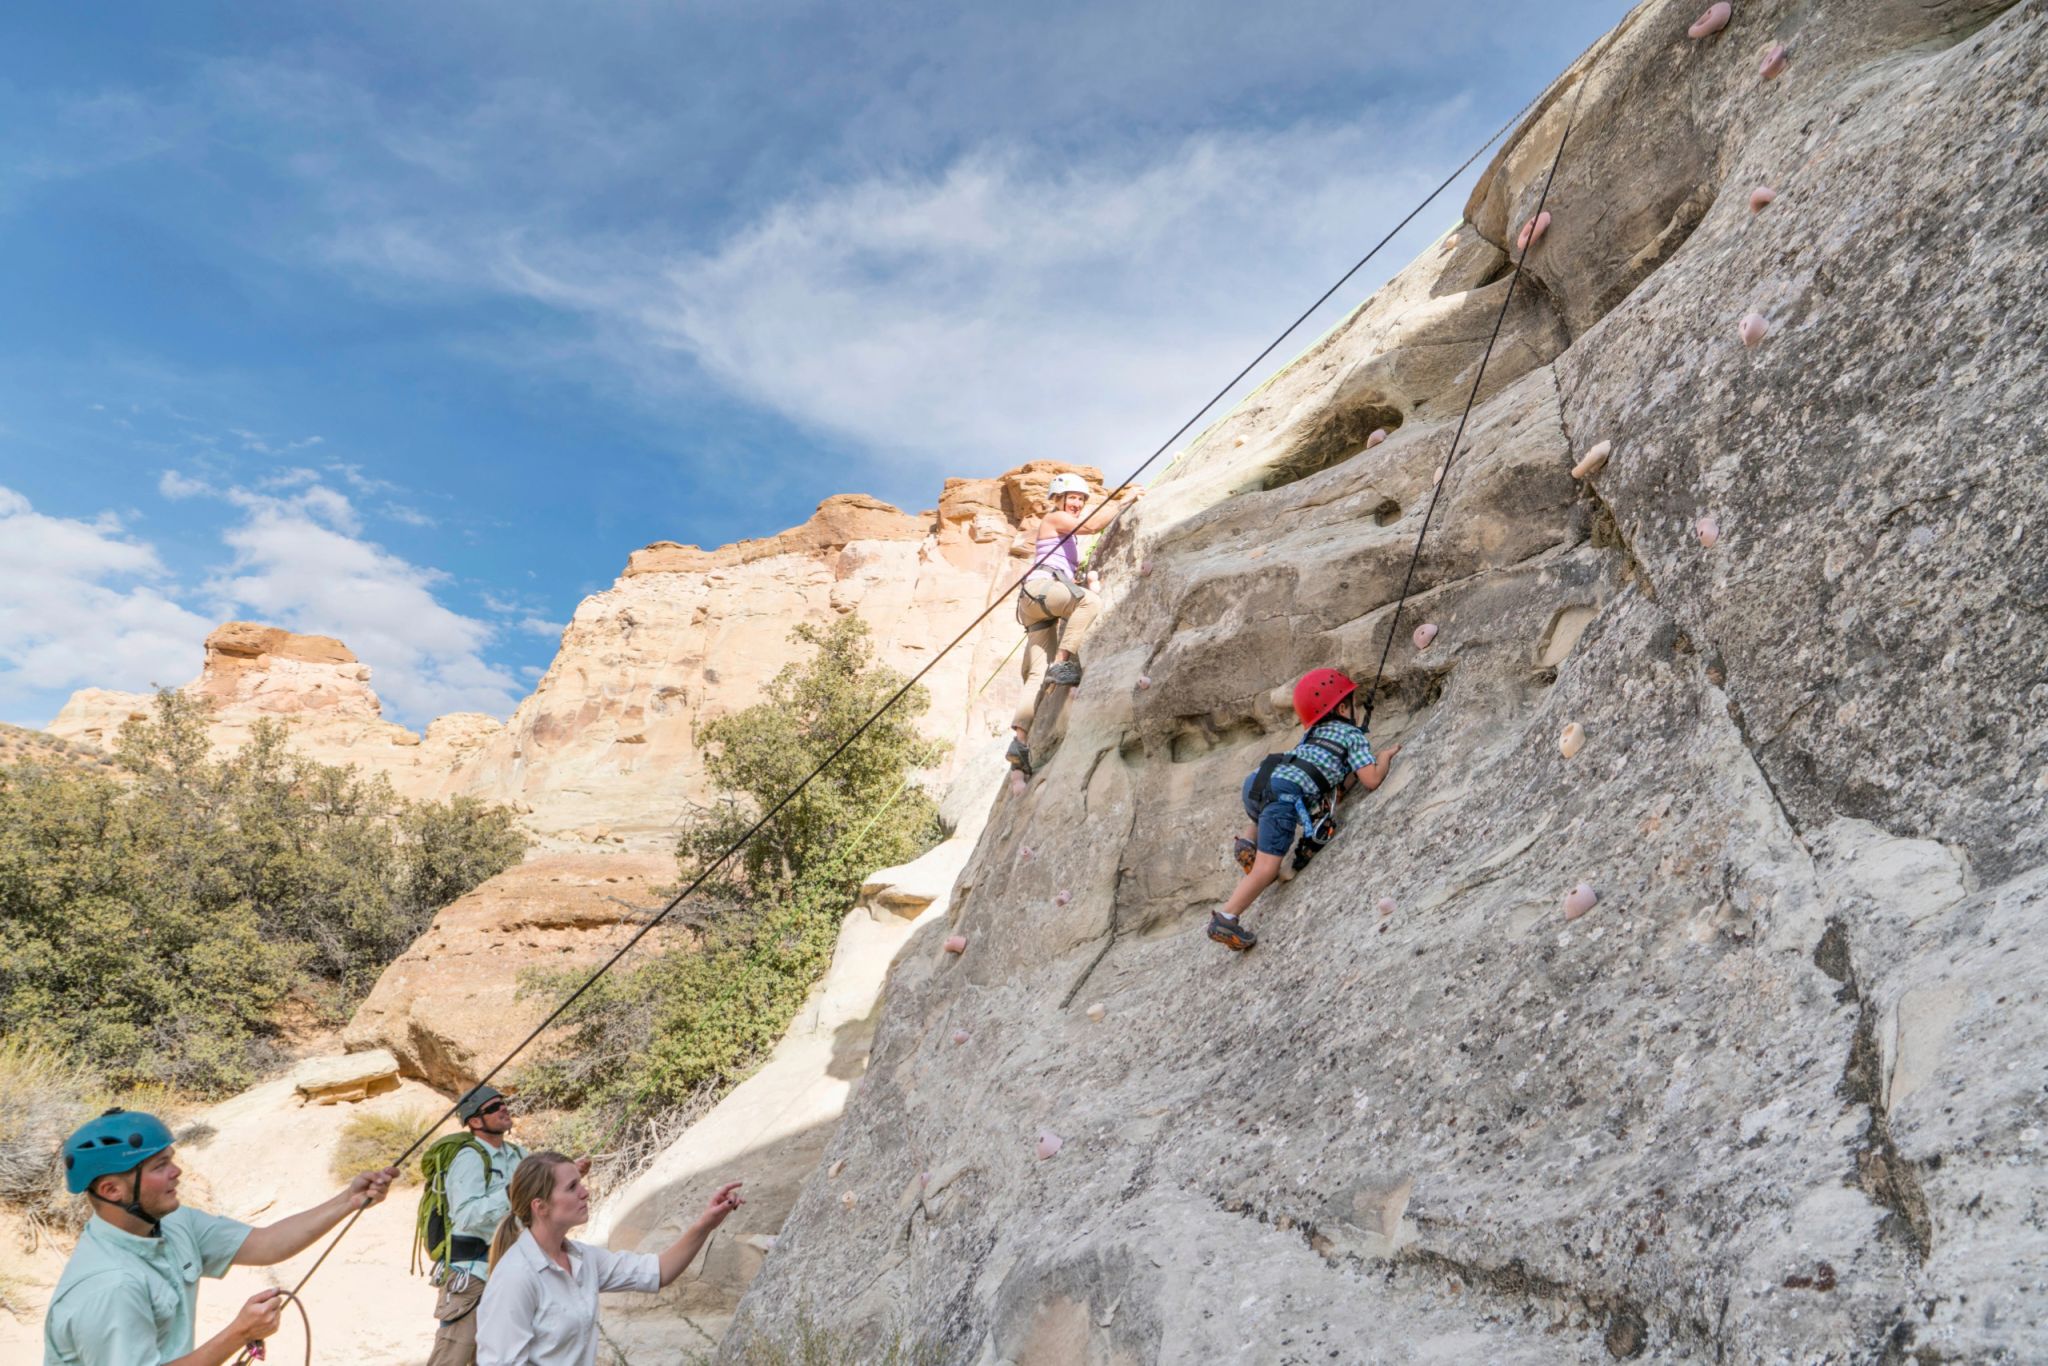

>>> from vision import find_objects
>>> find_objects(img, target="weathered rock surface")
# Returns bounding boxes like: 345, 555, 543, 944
344, 851, 686, 1091
290, 1048, 401, 1105
723, 4, 2048, 1362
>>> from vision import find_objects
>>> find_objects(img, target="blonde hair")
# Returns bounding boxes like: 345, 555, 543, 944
487, 1151, 575, 1271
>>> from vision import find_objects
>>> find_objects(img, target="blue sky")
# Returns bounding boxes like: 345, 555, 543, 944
0, 1, 1621, 728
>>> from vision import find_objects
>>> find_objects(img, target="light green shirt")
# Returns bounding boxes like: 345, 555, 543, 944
43, 1206, 251, 1366
446, 1138, 527, 1280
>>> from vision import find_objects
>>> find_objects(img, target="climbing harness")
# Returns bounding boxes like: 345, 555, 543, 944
247, 29, 1623, 1355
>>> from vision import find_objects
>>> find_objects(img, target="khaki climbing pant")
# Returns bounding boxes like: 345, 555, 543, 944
425, 1274, 486, 1366
1013, 578, 1101, 734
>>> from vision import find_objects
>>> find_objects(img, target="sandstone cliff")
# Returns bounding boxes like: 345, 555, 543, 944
711, 3, 2048, 1361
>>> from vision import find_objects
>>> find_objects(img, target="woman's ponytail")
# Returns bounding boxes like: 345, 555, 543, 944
486, 1150, 573, 1272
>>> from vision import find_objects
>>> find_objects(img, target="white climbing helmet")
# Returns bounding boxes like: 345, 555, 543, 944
1047, 472, 1090, 501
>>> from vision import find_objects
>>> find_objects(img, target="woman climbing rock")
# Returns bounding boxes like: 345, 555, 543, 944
1009, 471, 1141, 775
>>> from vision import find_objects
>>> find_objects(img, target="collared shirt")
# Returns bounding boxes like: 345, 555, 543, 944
1272, 718, 1374, 798
446, 1138, 528, 1281
43, 1207, 251, 1366
474, 1228, 659, 1366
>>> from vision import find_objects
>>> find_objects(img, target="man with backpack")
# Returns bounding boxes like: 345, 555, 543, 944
419, 1083, 570, 1366
1208, 668, 1399, 951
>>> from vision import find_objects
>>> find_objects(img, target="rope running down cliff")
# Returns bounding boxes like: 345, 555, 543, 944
240, 33, 1621, 1363
1363, 35, 1609, 719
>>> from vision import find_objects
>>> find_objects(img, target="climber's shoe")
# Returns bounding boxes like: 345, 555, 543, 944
1207, 911, 1257, 951
1290, 811, 1337, 872
1006, 737, 1033, 777
1233, 837, 1258, 876
1046, 660, 1084, 687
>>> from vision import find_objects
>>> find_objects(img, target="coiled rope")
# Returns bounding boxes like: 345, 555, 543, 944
237, 30, 1616, 1364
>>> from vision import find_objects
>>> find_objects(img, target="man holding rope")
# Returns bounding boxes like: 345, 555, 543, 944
43, 1107, 397, 1366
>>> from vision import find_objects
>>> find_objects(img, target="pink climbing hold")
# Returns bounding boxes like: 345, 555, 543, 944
1559, 722, 1586, 759
1688, 3, 1731, 39
1008, 771, 1028, 797
1516, 210, 1552, 253
1571, 441, 1612, 479
1748, 186, 1777, 213
1759, 43, 1788, 80
1139, 559, 1154, 577
1697, 515, 1722, 548
1366, 428, 1389, 449
1739, 312, 1769, 347
944, 934, 968, 954
1136, 675, 1152, 690
1020, 845, 1036, 861
1413, 623, 1439, 651
1562, 883, 1599, 920
1055, 889, 1072, 907
1376, 897, 1397, 917
951, 1029, 969, 1046
1036, 1131, 1064, 1160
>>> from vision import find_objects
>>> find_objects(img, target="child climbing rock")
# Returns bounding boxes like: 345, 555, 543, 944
1008, 472, 1141, 775
1209, 668, 1398, 951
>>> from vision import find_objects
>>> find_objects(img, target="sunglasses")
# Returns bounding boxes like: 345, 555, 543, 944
474, 1101, 509, 1118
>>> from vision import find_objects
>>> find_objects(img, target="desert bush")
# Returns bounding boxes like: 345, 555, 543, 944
520, 616, 944, 1168
0, 691, 528, 1095
330, 1108, 434, 1187
0, 1040, 182, 1241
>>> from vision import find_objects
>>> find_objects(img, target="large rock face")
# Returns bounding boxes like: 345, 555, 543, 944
720, 4, 2048, 1362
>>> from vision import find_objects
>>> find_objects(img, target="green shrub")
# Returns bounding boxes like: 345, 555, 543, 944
330, 1108, 435, 1187
520, 616, 944, 1167
0, 691, 529, 1096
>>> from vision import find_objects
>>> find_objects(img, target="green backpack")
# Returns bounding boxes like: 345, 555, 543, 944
413, 1133, 490, 1277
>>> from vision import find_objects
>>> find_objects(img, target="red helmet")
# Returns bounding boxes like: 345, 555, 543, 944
1293, 668, 1356, 728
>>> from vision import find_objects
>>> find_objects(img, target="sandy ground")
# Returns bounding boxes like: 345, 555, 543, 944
2, 1069, 452, 1366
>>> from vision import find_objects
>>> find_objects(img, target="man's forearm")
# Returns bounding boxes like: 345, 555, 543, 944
236, 1189, 358, 1265
167, 1320, 258, 1366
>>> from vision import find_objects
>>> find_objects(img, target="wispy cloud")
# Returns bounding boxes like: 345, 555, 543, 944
0, 486, 215, 722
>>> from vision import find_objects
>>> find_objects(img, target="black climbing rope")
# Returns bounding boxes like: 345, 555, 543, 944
245, 30, 1620, 1360
1363, 36, 1610, 719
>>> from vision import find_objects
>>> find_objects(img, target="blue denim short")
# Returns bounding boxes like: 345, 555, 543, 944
1241, 773, 1314, 857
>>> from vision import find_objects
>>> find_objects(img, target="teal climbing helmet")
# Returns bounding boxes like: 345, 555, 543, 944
62, 1108, 175, 1194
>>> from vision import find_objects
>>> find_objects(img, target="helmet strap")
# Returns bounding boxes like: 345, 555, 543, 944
88, 1167, 162, 1236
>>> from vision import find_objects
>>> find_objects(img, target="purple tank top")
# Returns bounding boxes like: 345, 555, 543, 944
1029, 531, 1080, 582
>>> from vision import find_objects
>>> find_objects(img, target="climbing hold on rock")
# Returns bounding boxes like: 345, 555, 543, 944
1139, 559, 1154, 577
1516, 210, 1552, 252
1234, 436, 1246, 447
944, 934, 968, 954
1413, 623, 1439, 651
1748, 186, 1776, 213
1697, 515, 1721, 548
1136, 675, 1152, 690
1055, 889, 1072, 907
951, 1029, 969, 1046
1571, 441, 1612, 479
1086, 1002, 1107, 1023
1562, 884, 1599, 920
828, 1159, 846, 1179
1759, 43, 1788, 79
1560, 722, 1586, 759
1739, 312, 1769, 347
1688, 3, 1731, 39
1008, 771, 1028, 797
1376, 897, 1396, 917
1432, 464, 1445, 488
1020, 845, 1035, 861
841, 1190, 857, 1209
1036, 1131, 1064, 1160
1366, 428, 1388, 449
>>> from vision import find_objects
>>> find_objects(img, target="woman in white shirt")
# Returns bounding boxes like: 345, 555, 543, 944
476, 1150, 743, 1366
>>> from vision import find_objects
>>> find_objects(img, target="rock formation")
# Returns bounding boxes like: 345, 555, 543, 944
717, 3, 2048, 1361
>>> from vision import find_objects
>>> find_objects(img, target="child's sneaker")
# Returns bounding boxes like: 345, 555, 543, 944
1291, 812, 1338, 872
1207, 911, 1257, 951
1232, 837, 1258, 875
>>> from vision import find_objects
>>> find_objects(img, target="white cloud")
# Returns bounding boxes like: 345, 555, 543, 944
0, 485, 215, 722
381, 503, 437, 527
201, 483, 521, 721
516, 617, 564, 638
324, 115, 1470, 480
158, 469, 212, 499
